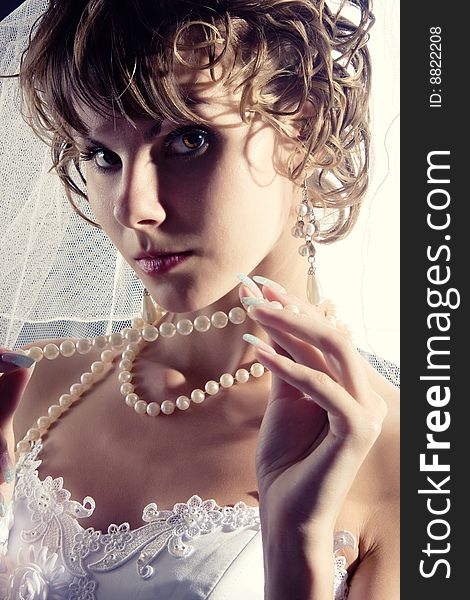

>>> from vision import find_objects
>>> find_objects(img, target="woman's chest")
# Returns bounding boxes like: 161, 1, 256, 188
34, 374, 264, 531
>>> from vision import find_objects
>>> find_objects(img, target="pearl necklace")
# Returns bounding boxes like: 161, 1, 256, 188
16, 294, 268, 456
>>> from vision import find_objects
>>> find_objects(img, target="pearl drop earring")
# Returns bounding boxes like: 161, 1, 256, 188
291, 180, 322, 305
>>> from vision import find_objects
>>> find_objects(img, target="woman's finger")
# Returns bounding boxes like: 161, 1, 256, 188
251, 346, 356, 421
251, 322, 334, 380
249, 303, 369, 403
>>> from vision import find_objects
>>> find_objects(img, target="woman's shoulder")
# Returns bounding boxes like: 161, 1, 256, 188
347, 354, 400, 573
13, 337, 103, 444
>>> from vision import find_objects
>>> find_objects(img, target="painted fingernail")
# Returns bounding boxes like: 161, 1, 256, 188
252, 276, 287, 294
285, 304, 300, 313
0, 352, 35, 369
241, 297, 268, 306
242, 334, 277, 355
236, 273, 263, 298
0, 451, 15, 484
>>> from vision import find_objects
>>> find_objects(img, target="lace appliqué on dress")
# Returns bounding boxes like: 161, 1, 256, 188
3, 442, 261, 598
333, 531, 356, 600
1, 441, 355, 599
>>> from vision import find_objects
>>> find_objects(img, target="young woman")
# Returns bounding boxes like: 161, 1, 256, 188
0, 1, 399, 598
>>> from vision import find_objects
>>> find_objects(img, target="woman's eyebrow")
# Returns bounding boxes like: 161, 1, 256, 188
76, 99, 212, 144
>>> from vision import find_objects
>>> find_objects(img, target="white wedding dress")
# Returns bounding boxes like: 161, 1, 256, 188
0, 439, 355, 600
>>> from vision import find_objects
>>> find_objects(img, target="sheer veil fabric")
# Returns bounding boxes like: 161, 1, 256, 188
0, 0, 143, 350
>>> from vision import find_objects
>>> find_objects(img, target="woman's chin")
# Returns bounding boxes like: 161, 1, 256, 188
145, 279, 241, 316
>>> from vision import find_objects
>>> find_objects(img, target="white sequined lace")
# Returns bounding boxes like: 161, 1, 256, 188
0, 441, 354, 599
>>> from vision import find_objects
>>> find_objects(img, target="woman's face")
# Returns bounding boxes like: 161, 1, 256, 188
75, 76, 298, 313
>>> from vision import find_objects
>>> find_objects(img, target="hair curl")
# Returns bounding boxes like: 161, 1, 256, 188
16, 0, 374, 241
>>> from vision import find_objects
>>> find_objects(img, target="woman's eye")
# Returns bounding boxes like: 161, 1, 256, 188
80, 148, 121, 171
164, 127, 210, 156
95, 150, 120, 169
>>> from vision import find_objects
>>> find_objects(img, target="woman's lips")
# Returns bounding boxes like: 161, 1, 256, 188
136, 251, 193, 275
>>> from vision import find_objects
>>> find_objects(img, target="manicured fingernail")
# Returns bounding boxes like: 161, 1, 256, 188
0, 451, 15, 484
0, 352, 35, 369
285, 304, 300, 313
242, 334, 277, 355
236, 273, 263, 298
241, 297, 268, 306
252, 276, 287, 294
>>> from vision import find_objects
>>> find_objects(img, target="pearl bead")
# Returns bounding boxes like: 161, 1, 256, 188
101, 350, 114, 363
48, 405, 62, 419
16, 440, 31, 454
28, 347, 44, 362
125, 328, 142, 343
59, 394, 73, 407
27, 428, 41, 441
93, 336, 108, 351
220, 373, 234, 388
43, 343, 60, 360
250, 363, 265, 378
194, 315, 211, 332
119, 358, 133, 371
297, 203, 308, 217
81, 372, 94, 386
303, 222, 317, 236
91, 361, 105, 374
212, 311, 228, 328
147, 402, 161, 416
142, 325, 159, 341
191, 389, 205, 404
132, 316, 145, 329
161, 400, 175, 415
120, 383, 134, 395
109, 333, 124, 348
118, 371, 132, 383
70, 383, 83, 395
235, 368, 250, 383
298, 242, 315, 257
76, 338, 92, 354
134, 400, 148, 414
205, 380, 219, 395
59, 340, 76, 357
126, 393, 139, 407
176, 319, 193, 335
37, 416, 51, 429
126, 343, 139, 353
228, 307, 246, 324
176, 396, 190, 410
121, 349, 135, 361
159, 322, 176, 338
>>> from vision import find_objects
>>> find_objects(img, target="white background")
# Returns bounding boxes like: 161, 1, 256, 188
317, 0, 400, 365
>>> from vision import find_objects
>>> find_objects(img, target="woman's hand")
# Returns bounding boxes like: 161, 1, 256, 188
0, 350, 35, 494
238, 275, 388, 533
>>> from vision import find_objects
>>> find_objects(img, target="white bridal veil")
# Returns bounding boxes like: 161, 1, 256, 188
0, 0, 399, 378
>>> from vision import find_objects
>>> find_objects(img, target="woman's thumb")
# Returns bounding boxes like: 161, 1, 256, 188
0, 352, 36, 425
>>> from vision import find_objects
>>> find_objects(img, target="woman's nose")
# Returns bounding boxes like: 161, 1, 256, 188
114, 156, 166, 229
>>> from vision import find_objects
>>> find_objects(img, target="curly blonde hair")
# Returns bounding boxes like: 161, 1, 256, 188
17, 0, 374, 242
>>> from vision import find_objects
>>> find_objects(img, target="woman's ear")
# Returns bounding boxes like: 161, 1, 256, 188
291, 99, 318, 137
